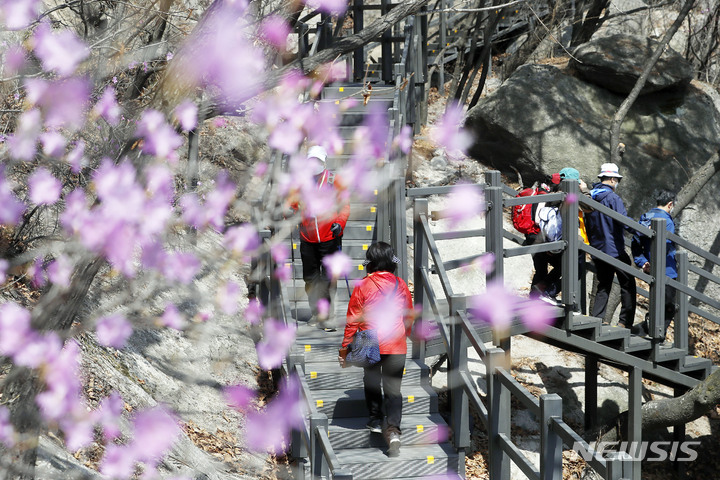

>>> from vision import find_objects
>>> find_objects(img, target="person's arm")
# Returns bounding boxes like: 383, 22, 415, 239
399, 278, 414, 337
341, 286, 363, 348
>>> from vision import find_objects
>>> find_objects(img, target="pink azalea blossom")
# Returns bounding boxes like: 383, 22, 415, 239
61, 412, 95, 451
162, 251, 200, 284
4, 44, 26, 75
24, 77, 90, 129
40, 131, 67, 157
47, 255, 73, 287
94, 87, 121, 125
431, 102, 473, 160
316, 298, 330, 319
0, 259, 8, 284
274, 263, 291, 282
0, 406, 15, 447
0, 302, 32, 358
255, 319, 296, 370
244, 300, 264, 325
224, 224, 260, 255
218, 280, 241, 315
474, 252, 496, 274
566, 193, 578, 204
145, 164, 174, 201
173, 100, 197, 131
29, 168, 62, 205
268, 120, 305, 154
0, 170, 26, 224
413, 319, 439, 341
95, 392, 124, 440
35, 340, 82, 420
29, 257, 45, 288
160, 303, 186, 330
136, 109, 183, 159
33, 23, 89, 76
95, 314, 133, 349
223, 384, 255, 411
244, 376, 304, 453
101, 444, 137, 479
393, 125, 413, 154
1, 0, 42, 29
67, 140, 87, 173
260, 15, 291, 50
304, 0, 347, 14
129, 407, 181, 461
271, 242, 289, 263
444, 183, 485, 227
467, 282, 517, 330
515, 298, 555, 332
204, 173, 237, 229
322, 251, 351, 280
7, 109, 41, 160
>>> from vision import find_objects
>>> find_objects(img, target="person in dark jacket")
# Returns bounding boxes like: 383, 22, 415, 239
631, 190, 677, 342
292, 145, 350, 331
585, 163, 637, 328
339, 242, 413, 458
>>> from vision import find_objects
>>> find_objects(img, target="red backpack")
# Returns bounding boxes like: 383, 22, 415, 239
512, 186, 548, 235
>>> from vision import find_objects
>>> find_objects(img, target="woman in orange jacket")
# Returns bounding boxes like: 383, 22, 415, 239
339, 242, 413, 457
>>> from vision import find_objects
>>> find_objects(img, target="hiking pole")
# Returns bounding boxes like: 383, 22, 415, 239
338, 237, 351, 297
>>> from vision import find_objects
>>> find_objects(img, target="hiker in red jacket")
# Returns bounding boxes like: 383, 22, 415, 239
339, 242, 414, 457
292, 145, 350, 331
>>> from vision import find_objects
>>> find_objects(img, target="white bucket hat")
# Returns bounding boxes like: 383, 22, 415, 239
598, 163, 623, 178
307, 145, 327, 175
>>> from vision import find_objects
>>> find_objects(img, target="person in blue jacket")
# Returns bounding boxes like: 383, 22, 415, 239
631, 190, 677, 340
585, 163, 637, 328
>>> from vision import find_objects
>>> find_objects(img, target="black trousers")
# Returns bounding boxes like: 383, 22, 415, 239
300, 237, 341, 319
363, 354, 406, 435
592, 251, 637, 327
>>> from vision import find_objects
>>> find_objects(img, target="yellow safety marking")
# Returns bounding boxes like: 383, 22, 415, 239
310, 372, 317, 379
371, 70, 375, 74
370, 206, 376, 213
285, 263, 291, 267
293, 243, 297, 249
374, 189, 378, 195
408, 395, 415, 403
427, 456, 435, 464
362, 244, 369, 251
417, 425, 424, 433
305, 345, 312, 352
403, 368, 406, 375
446, 43, 450, 46
316, 400, 324, 407
359, 265, 364, 271
335, 100, 340, 104
431, 50, 436, 53
339, 87, 344, 92
454, 29, 458, 33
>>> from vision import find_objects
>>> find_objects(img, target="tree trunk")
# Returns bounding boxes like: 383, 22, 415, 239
609, 0, 696, 164
674, 149, 720, 213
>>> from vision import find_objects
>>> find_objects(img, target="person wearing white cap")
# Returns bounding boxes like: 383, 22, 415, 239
291, 145, 350, 331
585, 163, 637, 329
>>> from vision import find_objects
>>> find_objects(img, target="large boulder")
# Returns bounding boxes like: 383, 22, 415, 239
570, 34, 694, 94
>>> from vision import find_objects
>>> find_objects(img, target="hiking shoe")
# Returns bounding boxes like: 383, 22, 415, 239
307, 316, 319, 327
317, 322, 337, 332
538, 294, 561, 307
366, 419, 383, 434
387, 432, 400, 457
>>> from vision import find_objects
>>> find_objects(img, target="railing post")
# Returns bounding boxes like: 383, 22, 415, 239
584, 355, 598, 431
628, 366, 642, 480
310, 414, 329, 479
438, 0, 446, 93
560, 179, 579, 327
540, 394, 562, 480
487, 348, 510, 480
449, 295, 470, 457
381, 0, 392, 83
485, 186, 504, 283
418, 6, 429, 127
649, 217, 667, 358
412, 198, 430, 360
353, 0, 364, 82
289, 353, 307, 460
675, 252, 689, 352
606, 451, 632, 480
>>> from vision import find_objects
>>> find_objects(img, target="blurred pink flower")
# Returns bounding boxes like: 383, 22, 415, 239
0, 302, 32, 358
94, 87, 121, 126
0, 259, 8, 284
204, 172, 236, 229
136, 109, 183, 159
100, 444, 136, 479
95, 314, 133, 349
271, 242, 289, 263
393, 125, 413, 154
130, 406, 180, 461
260, 15, 291, 49
322, 251, 351, 280
0, 170, 26, 224
516, 298, 555, 332
316, 298, 330, 319
62, 412, 94, 451
4, 44, 26, 75
244, 376, 304, 453
36, 340, 82, 420
467, 282, 517, 330
444, 183, 485, 227
304, 0, 347, 14
40, 131, 66, 157
1, 0, 42, 29
0, 406, 15, 447
224, 224, 261, 255
255, 319, 296, 370
47, 255, 72, 287
160, 303, 185, 330
475, 253, 495, 274
173, 100, 197, 131
7, 109, 41, 160
162, 251, 200, 284
95, 392, 124, 440
413, 319, 439, 341
29, 168, 62, 205
67, 140, 87, 173
223, 384, 255, 411
274, 263, 291, 282
431, 102, 472, 159
565, 192, 578, 204
218, 280, 241, 315
244, 300, 264, 325
32, 23, 88, 76
24, 77, 90, 129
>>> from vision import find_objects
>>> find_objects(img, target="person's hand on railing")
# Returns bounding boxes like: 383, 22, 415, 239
642, 262, 650, 274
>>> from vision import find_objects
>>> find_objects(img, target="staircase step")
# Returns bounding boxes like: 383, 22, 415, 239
304, 359, 428, 390
679, 355, 713, 377
322, 85, 397, 100
311, 384, 438, 418
567, 314, 601, 331
288, 239, 375, 260
592, 324, 629, 344
328, 414, 448, 449
653, 345, 687, 364
622, 335, 652, 353
296, 339, 415, 363
318, 98, 393, 113
335, 443, 459, 479
287, 260, 369, 281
